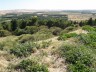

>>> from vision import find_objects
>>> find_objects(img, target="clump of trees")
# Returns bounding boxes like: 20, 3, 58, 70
0, 16, 78, 37
79, 18, 96, 26
0, 16, 96, 37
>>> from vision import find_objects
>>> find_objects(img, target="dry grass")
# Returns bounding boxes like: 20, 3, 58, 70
0, 29, 87, 72
69, 28, 88, 34
68, 14, 96, 21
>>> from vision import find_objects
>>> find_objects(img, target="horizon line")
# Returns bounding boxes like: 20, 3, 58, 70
0, 9, 96, 11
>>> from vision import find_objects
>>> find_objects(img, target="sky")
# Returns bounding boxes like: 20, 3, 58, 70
0, 0, 96, 10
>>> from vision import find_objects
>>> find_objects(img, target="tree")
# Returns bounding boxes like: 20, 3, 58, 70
93, 19, 96, 26
27, 16, 38, 26
19, 20, 27, 29
87, 18, 93, 26
25, 26, 39, 34
11, 19, 18, 31
79, 21, 84, 26
38, 20, 47, 26
46, 20, 54, 28
1, 22, 10, 30
14, 28, 26, 36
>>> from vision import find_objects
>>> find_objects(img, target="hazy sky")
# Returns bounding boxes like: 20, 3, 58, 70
0, 0, 96, 10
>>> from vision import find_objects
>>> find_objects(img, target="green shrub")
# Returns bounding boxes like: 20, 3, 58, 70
78, 32, 96, 45
39, 28, 51, 34
89, 42, 96, 49
0, 30, 11, 37
18, 32, 53, 43
68, 63, 92, 72
50, 27, 62, 35
78, 34, 91, 44
39, 26, 48, 30
17, 28, 53, 43
59, 44, 96, 72
41, 41, 51, 48
25, 26, 39, 34
0, 25, 4, 30
33, 32, 53, 41
31, 28, 53, 40
15, 59, 49, 72
58, 33, 78, 40
82, 25, 95, 32
60, 26, 76, 34
10, 42, 37, 57
18, 34, 34, 43
0, 42, 4, 50
14, 28, 26, 36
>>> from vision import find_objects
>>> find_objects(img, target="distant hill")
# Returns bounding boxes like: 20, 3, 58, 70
0, 9, 41, 15
1, 9, 96, 15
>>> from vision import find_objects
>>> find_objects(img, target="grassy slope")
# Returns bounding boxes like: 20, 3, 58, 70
0, 29, 87, 72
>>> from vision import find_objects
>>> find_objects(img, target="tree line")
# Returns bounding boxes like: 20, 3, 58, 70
0, 16, 96, 36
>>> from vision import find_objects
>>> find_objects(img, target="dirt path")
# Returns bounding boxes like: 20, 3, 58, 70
34, 36, 67, 72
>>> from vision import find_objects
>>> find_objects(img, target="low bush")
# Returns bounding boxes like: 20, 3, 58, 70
39, 26, 48, 30
78, 32, 96, 45
68, 63, 92, 72
60, 26, 76, 34
10, 42, 37, 57
18, 33, 53, 43
50, 27, 62, 35
0, 42, 5, 50
39, 28, 51, 34
0, 30, 11, 37
18, 34, 34, 43
18, 29, 53, 43
0, 25, 4, 30
78, 34, 91, 45
82, 25, 95, 32
15, 59, 49, 72
33, 32, 53, 41
14, 28, 26, 36
59, 44, 96, 72
24, 26, 39, 34
89, 42, 96, 49
58, 33, 78, 40
41, 40, 51, 48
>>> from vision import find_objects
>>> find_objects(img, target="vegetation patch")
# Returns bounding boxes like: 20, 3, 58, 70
14, 59, 49, 72
50, 27, 62, 35
78, 32, 96, 45
59, 44, 96, 72
82, 25, 95, 32
0, 30, 11, 37
61, 26, 77, 34
58, 33, 78, 40
41, 41, 51, 48
0, 42, 5, 50
10, 42, 38, 57
18, 30, 53, 43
